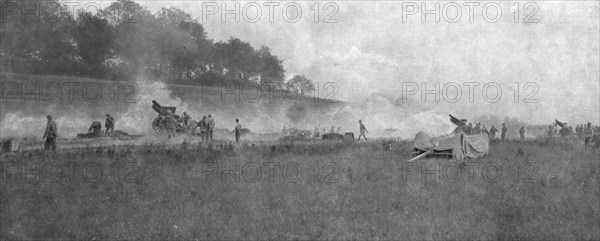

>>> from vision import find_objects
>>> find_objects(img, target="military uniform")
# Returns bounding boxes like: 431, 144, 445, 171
198, 117, 208, 141
88, 121, 102, 136
519, 127, 525, 140
43, 118, 58, 152
105, 115, 115, 135
235, 121, 242, 143
207, 116, 215, 140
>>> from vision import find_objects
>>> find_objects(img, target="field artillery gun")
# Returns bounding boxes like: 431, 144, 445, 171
409, 114, 489, 162
151, 100, 194, 136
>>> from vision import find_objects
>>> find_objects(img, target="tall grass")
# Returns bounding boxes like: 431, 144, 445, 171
1, 140, 598, 240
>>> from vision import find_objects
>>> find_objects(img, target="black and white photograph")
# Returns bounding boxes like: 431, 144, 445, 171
0, 0, 599, 240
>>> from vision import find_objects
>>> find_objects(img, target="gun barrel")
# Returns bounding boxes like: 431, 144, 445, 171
449, 114, 462, 126
407, 149, 434, 162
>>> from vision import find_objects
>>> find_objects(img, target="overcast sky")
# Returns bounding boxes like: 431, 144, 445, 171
125, 1, 598, 125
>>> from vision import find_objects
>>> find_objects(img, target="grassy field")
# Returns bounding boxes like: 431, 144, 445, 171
1, 139, 598, 240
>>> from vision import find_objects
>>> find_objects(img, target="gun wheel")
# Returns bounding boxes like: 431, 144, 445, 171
152, 117, 165, 135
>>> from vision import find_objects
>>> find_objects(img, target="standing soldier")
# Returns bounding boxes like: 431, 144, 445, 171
197, 116, 208, 142
182, 112, 191, 127
165, 110, 177, 139
584, 122, 593, 147
235, 119, 242, 144
482, 124, 489, 135
489, 125, 499, 140
519, 126, 526, 141
501, 123, 508, 141
43, 115, 58, 152
358, 120, 368, 142
466, 123, 473, 135
105, 114, 115, 136
473, 123, 481, 134
207, 114, 215, 141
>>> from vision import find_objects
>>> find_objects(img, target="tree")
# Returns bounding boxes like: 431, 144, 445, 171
286, 75, 316, 95
214, 38, 260, 81
72, 12, 114, 66
0, 0, 78, 75
258, 46, 285, 86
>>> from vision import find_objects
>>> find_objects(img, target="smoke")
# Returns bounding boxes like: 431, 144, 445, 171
0, 76, 189, 139
116, 78, 190, 135
0, 76, 465, 141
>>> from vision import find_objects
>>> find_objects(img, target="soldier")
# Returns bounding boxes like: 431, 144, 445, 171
43, 115, 58, 152
207, 114, 215, 141
105, 114, 115, 136
501, 123, 508, 141
489, 125, 499, 140
165, 110, 177, 139
473, 123, 481, 134
88, 121, 103, 136
358, 120, 368, 142
197, 116, 208, 142
569, 126, 574, 136
466, 123, 473, 135
519, 126, 526, 141
584, 122, 593, 147
235, 119, 242, 144
182, 111, 191, 127
482, 124, 489, 135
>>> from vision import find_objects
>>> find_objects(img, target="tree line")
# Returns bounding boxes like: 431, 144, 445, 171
0, 0, 315, 91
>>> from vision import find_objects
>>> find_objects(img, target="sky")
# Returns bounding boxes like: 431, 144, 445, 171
98, 1, 599, 125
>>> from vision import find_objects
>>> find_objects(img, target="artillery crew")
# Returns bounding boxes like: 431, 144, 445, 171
43, 115, 58, 152
481, 125, 489, 135
183, 112, 191, 127
105, 114, 115, 136
473, 123, 481, 134
165, 110, 177, 138
207, 114, 215, 141
501, 123, 507, 141
197, 116, 208, 142
519, 126, 526, 140
88, 121, 103, 136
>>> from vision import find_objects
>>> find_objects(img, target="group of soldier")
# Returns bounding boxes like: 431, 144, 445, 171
547, 122, 599, 147
191, 113, 216, 142
42, 114, 115, 152
87, 114, 115, 137
453, 120, 528, 141
282, 120, 370, 142
39, 112, 599, 152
